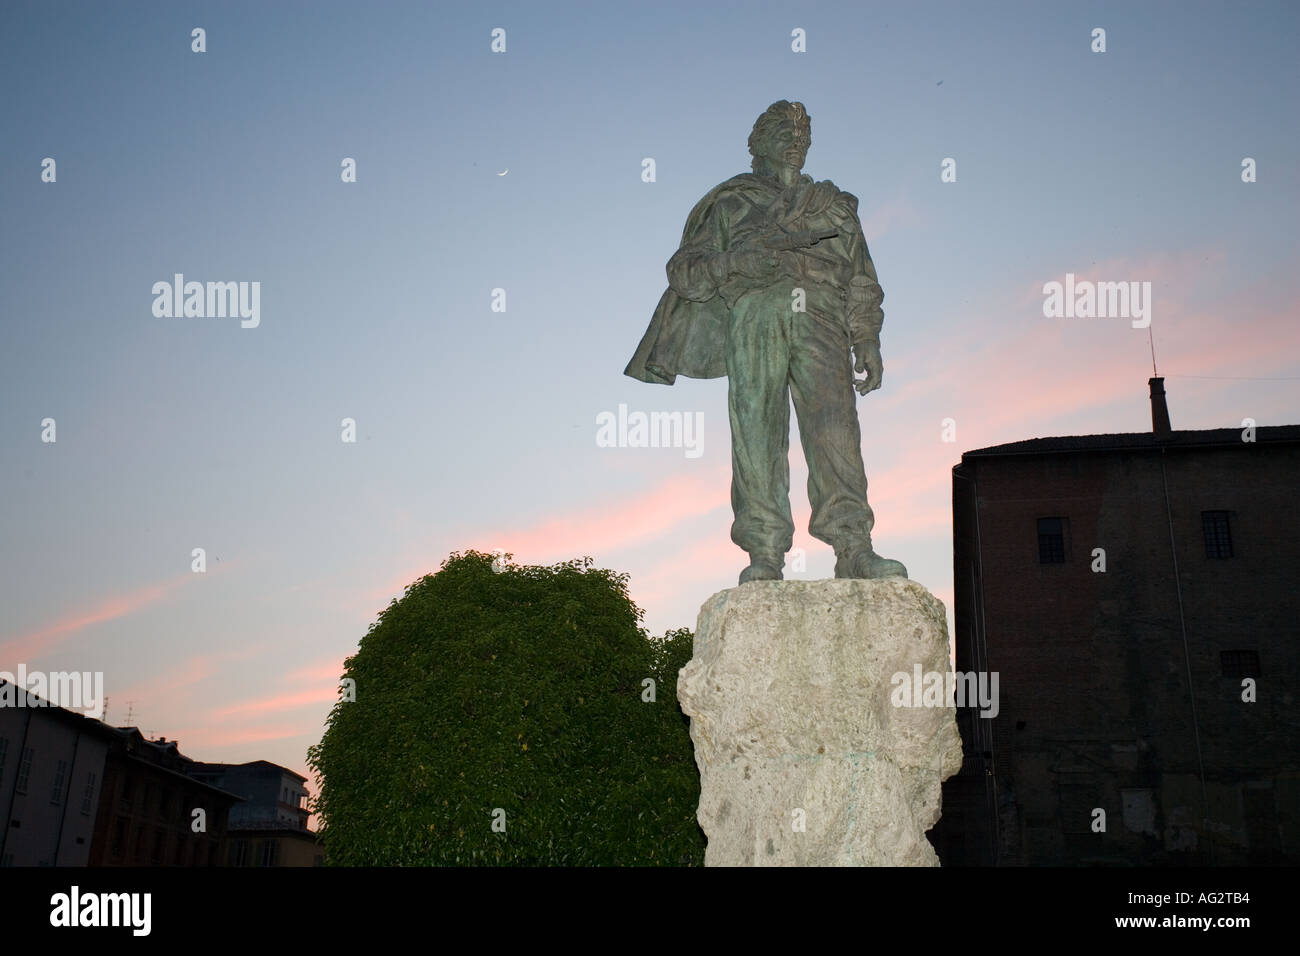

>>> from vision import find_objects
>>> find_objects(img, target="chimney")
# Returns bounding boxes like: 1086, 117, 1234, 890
1149, 377, 1172, 437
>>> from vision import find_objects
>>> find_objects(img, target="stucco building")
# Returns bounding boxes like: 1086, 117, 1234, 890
0, 687, 114, 866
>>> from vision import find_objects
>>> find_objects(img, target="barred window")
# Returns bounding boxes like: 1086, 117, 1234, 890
1202, 510, 1233, 558
1221, 649, 1260, 679
1038, 517, 1068, 564
50, 759, 68, 806
15, 748, 34, 795
81, 773, 97, 815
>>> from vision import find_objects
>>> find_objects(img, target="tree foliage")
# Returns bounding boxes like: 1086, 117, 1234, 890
307, 550, 703, 865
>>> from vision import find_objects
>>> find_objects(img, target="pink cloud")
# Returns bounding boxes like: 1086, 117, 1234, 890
861, 195, 921, 242
628, 534, 742, 613
870, 249, 1298, 455
209, 686, 339, 720
0, 571, 193, 664
170, 724, 311, 748
361, 466, 732, 605
285, 656, 348, 684
476, 466, 732, 562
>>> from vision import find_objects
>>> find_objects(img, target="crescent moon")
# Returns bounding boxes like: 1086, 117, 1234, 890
497, 168, 509, 176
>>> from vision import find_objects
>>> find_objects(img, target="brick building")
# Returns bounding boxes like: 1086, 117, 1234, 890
87, 728, 241, 866
937, 379, 1300, 865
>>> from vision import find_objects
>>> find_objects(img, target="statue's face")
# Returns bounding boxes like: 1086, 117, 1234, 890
761, 119, 810, 171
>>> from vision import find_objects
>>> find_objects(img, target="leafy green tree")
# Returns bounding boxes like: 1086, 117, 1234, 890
307, 550, 703, 865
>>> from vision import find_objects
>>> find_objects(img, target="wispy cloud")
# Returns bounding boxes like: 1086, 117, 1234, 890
97, 642, 263, 729
362, 466, 732, 605
0, 571, 194, 665
209, 687, 339, 721
285, 656, 348, 684
862, 194, 921, 242
168, 724, 312, 749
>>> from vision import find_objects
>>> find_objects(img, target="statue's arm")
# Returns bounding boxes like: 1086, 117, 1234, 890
844, 222, 885, 347
666, 195, 732, 302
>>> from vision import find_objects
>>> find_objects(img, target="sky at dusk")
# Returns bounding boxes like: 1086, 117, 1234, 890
2, 0, 1298, 802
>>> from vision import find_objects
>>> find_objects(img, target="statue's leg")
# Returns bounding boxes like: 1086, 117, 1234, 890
726, 292, 795, 570
788, 307, 875, 549
790, 307, 907, 579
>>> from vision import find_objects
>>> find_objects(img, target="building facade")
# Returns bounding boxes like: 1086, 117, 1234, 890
87, 728, 241, 866
937, 380, 1300, 865
189, 761, 321, 866
0, 688, 114, 866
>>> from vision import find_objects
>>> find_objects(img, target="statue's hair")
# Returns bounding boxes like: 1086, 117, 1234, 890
748, 100, 810, 173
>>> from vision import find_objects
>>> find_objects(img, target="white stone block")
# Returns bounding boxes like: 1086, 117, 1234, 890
677, 578, 962, 866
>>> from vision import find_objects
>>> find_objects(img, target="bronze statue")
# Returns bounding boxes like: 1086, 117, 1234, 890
626, 100, 907, 584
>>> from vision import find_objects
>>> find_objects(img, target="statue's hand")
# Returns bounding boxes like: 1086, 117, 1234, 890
722, 249, 782, 281
853, 340, 883, 395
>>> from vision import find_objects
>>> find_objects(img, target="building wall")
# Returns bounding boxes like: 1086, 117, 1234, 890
227, 829, 322, 867
191, 762, 309, 830
87, 744, 235, 866
944, 440, 1300, 864
0, 706, 109, 867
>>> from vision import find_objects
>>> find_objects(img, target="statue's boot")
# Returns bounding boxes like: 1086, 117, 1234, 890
834, 541, 908, 580
739, 552, 784, 585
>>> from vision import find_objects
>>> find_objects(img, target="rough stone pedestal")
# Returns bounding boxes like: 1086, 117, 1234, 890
676, 578, 962, 866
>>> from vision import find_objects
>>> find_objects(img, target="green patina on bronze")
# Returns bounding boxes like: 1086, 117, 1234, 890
626, 100, 907, 584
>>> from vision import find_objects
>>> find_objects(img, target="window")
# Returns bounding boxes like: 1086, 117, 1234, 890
1221, 649, 1260, 680
15, 748, 34, 795
1037, 517, 1068, 564
1202, 511, 1233, 558
261, 839, 280, 867
50, 759, 68, 806
112, 818, 127, 856
81, 773, 96, 815
233, 839, 249, 866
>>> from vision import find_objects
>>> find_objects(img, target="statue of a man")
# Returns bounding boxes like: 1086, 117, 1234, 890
625, 100, 907, 585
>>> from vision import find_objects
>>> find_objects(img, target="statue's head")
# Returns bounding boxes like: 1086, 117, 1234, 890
748, 100, 811, 176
